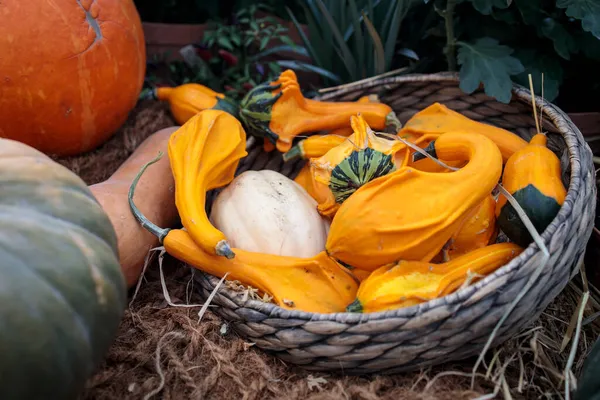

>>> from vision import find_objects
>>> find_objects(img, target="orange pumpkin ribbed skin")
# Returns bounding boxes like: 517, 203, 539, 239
326, 131, 503, 271
0, 0, 146, 156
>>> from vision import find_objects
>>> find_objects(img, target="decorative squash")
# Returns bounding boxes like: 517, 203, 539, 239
282, 134, 347, 162
238, 69, 401, 152
90, 127, 180, 287
0, 0, 146, 156
496, 133, 567, 247
447, 194, 498, 259
326, 131, 503, 271
346, 243, 523, 313
326, 95, 382, 137
210, 170, 330, 258
0, 138, 127, 399
168, 110, 248, 259
400, 103, 528, 162
310, 114, 404, 218
128, 158, 358, 313
294, 162, 319, 201
152, 83, 239, 125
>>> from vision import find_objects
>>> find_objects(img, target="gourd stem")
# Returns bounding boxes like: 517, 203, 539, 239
282, 142, 304, 162
346, 299, 363, 313
128, 151, 172, 243
385, 112, 403, 132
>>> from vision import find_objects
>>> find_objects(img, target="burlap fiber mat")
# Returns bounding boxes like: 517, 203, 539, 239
54, 101, 597, 400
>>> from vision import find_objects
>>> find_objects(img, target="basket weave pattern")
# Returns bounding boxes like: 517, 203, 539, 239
194, 73, 597, 374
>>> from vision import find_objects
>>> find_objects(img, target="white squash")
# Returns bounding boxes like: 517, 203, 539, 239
210, 170, 330, 258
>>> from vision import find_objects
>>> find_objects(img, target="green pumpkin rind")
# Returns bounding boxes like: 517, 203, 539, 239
0, 139, 126, 400
329, 148, 396, 204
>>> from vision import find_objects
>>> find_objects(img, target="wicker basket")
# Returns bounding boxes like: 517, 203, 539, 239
193, 72, 597, 375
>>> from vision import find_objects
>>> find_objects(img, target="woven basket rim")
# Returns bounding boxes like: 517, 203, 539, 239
202, 71, 591, 323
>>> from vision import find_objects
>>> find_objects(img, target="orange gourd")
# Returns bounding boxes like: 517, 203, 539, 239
448, 194, 498, 259
152, 83, 238, 125
168, 110, 247, 258
347, 243, 523, 313
0, 0, 146, 156
326, 131, 503, 271
400, 103, 528, 163
310, 114, 406, 218
496, 133, 567, 247
239, 69, 401, 152
283, 134, 348, 162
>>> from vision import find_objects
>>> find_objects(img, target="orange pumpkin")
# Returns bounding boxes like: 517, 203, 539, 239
0, 0, 146, 156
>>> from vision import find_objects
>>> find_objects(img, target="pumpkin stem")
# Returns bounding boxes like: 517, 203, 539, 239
128, 151, 172, 243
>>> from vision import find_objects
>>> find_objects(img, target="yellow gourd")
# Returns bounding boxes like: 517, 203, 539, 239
153, 83, 238, 124
326, 131, 503, 271
239, 69, 401, 152
496, 133, 567, 247
168, 110, 247, 258
400, 102, 528, 163
128, 156, 358, 313
346, 242, 523, 313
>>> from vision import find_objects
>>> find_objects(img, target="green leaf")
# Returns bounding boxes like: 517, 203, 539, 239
280, 36, 296, 47
457, 37, 525, 103
576, 31, 600, 60
540, 18, 578, 60
468, 0, 511, 15
259, 36, 269, 51
512, 49, 563, 102
557, 0, 600, 40
217, 37, 234, 51
314, 0, 358, 79
362, 12, 386, 75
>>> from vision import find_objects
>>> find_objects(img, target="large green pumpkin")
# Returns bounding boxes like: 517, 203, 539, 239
0, 138, 127, 399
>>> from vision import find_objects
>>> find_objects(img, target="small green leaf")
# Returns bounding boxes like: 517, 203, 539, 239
362, 12, 386, 75
468, 0, 511, 15
280, 36, 296, 47
557, 0, 600, 40
540, 18, 578, 60
217, 37, 234, 51
512, 50, 563, 102
259, 36, 269, 51
457, 37, 525, 103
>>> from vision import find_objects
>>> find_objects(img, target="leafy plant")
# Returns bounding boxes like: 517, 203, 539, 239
287, 0, 421, 86
143, 4, 307, 101
422, 0, 600, 104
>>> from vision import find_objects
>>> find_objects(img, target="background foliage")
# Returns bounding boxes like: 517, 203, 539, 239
139, 0, 600, 110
